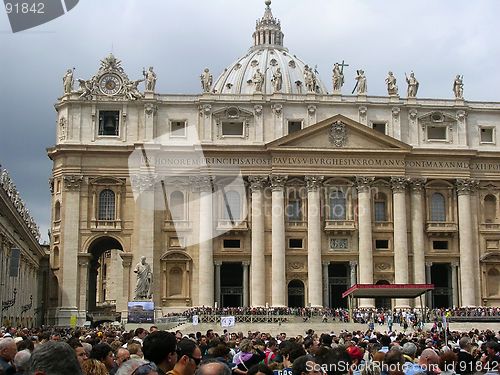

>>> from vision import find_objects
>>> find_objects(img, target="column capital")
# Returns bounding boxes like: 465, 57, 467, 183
410, 177, 427, 192
130, 174, 157, 193
63, 175, 83, 191
451, 261, 459, 267
242, 261, 250, 266
214, 260, 222, 266
248, 176, 267, 192
390, 176, 410, 193
77, 253, 92, 267
425, 261, 433, 267
305, 176, 324, 191
355, 176, 374, 192
456, 178, 479, 195
349, 260, 358, 267
269, 175, 288, 191
322, 261, 330, 267
120, 253, 133, 267
190, 175, 214, 192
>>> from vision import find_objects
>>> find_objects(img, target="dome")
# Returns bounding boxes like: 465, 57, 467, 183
212, 1, 328, 95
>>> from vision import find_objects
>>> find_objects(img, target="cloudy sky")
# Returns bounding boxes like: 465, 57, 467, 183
1, 0, 499, 243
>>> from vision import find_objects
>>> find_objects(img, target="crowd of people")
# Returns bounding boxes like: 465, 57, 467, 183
0, 319, 499, 375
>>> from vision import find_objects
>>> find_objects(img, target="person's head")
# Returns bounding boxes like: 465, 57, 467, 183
149, 326, 159, 333
142, 331, 177, 372
316, 347, 351, 375
29, 341, 82, 375
90, 342, 115, 370
248, 363, 274, 375
50, 333, 61, 342
419, 348, 440, 369
135, 328, 148, 340
116, 359, 158, 375
175, 338, 202, 375
0, 337, 17, 362
402, 342, 417, 359
439, 350, 457, 372
67, 339, 88, 368
82, 358, 108, 375
128, 343, 144, 359
292, 355, 321, 375
239, 339, 253, 354
459, 336, 471, 351
13, 349, 31, 372
116, 347, 131, 367
380, 336, 391, 348
196, 359, 232, 375
141, 256, 146, 264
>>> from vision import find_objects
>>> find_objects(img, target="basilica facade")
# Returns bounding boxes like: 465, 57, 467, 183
48, 1, 500, 325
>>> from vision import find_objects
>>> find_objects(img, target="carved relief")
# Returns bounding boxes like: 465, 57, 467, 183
308, 105, 317, 115
272, 104, 283, 117
254, 105, 263, 117
199, 104, 212, 118
410, 177, 427, 192
144, 103, 157, 117
356, 176, 375, 192
248, 176, 267, 191
329, 121, 348, 148
305, 176, 324, 191
58, 117, 66, 141
390, 176, 410, 193
376, 263, 391, 271
269, 175, 288, 190
63, 175, 83, 190
456, 178, 479, 195
289, 262, 304, 270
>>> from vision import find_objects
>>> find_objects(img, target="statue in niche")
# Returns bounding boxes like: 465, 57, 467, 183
63, 68, 74, 94
272, 68, 283, 92
134, 256, 152, 299
453, 74, 464, 99
253, 68, 265, 92
200, 68, 213, 93
385, 71, 398, 96
143, 66, 157, 92
406, 71, 419, 97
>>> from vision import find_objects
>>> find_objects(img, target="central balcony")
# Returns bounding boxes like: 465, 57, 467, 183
426, 221, 458, 236
324, 219, 356, 233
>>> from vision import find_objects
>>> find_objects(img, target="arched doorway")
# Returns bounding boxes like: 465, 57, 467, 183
220, 263, 243, 307
87, 236, 123, 313
288, 279, 305, 307
375, 280, 391, 309
328, 263, 349, 308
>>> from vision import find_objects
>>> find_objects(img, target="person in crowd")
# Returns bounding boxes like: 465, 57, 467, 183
402, 342, 424, 375
196, 359, 232, 375
142, 331, 177, 375
418, 349, 440, 375
12, 349, 30, 375
481, 341, 500, 373
68, 338, 89, 368
116, 359, 157, 375
456, 336, 475, 375
438, 351, 457, 375
167, 338, 202, 375
90, 342, 115, 372
234, 339, 266, 374
82, 358, 109, 375
110, 348, 131, 375
28, 341, 82, 375
128, 343, 143, 360
0, 338, 17, 375
248, 363, 274, 375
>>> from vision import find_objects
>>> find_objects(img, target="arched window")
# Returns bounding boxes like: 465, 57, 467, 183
54, 201, 61, 222
487, 268, 500, 297
430, 193, 446, 221
374, 193, 387, 222
287, 190, 302, 221
169, 191, 185, 221
98, 189, 115, 220
330, 190, 346, 220
223, 190, 241, 221
484, 195, 497, 223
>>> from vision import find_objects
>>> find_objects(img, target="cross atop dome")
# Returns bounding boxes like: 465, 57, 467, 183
252, 0, 285, 50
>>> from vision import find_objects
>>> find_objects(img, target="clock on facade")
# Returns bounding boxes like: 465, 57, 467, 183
98, 73, 122, 96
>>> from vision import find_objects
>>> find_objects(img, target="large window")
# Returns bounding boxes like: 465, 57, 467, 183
222, 190, 241, 221
171, 121, 187, 137
98, 111, 120, 136
169, 191, 185, 221
374, 193, 387, 222
288, 121, 302, 135
287, 190, 302, 221
484, 194, 497, 223
329, 190, 346, 220
430, 193, 446, 221
98, 189, 115, 220
222, 121, 244, 136
427, 126, 447, 141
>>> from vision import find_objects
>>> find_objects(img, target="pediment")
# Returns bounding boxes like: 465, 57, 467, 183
266, 114, 411, 152
160, 250, 192, 262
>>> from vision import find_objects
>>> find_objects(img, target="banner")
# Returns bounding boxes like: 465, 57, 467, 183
220, 316, 235, 327
127, 302, 154, 324
192, 315, 199, 326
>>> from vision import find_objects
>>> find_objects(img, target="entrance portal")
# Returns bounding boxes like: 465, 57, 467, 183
328, 263, 349, 308
288, 279, 305, 307
431, 264, 452, 308
375, 280, 391, 309
220, 263, 243, 307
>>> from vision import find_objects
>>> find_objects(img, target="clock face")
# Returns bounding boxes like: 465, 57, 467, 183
99, 74, 122, 96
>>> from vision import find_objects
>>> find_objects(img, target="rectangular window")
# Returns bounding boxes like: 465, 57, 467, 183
222, 121, 244, 136
223, 239, 241, 248
169, 237, 182, 248
330, 238, 348, 250
374, 202, 386, 222
171, 121, 186, 137
432, 240, 449, 250
286, 200, 302, 221
288, 121, 302, 134
289, 239, 303, 248
480, 127, 494, 143
372, 122, 386, 135
98, 111, 120, 136
427, 126, 447, 141
375, 239, 389, 250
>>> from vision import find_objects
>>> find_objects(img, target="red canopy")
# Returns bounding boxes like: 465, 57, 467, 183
342, 284, 434, 299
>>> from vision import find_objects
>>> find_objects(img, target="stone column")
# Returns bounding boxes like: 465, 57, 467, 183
197, 176, 215, 307
410, 178, 426, 306
120, 253, 133, 318
58, 175, 84, 326
391, 177, 410, 308
242, 261, 250, 307
77, 253, 92, 311
215, 261, 222, 307
270, 175, 287, 307
306, 176, 324, 307
425, 262, 432, 308
350, 261, 357, 286
322, 262, 329, 308
249, 176, 267, 307
456, 179, 478, 307
451, 261, 459, 307
356, 177, 374, 308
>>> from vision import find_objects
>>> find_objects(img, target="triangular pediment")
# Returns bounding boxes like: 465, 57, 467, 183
266, 114, 411, 152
